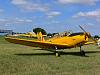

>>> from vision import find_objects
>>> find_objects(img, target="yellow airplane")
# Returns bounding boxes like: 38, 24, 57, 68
5, 26, 96, 56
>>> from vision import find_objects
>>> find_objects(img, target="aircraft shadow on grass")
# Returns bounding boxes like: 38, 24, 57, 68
15, 50, 100, 57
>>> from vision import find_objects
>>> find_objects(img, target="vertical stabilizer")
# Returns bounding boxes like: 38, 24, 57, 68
37, 32, 45, 41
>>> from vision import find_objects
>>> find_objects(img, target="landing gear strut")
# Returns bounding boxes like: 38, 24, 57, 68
55, 46, 60, 57
80, 46, 85, 56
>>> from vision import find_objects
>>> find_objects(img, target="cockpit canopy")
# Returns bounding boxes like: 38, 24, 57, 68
68, 32, 84, 37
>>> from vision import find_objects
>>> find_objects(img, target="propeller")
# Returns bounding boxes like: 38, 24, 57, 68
79, 25, 87, 33
79, 25, 97, 43
79, 25, 91, 38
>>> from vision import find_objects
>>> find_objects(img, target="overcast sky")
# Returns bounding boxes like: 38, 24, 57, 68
0, 0, 100, 35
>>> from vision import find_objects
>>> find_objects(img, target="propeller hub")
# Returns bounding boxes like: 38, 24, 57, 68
84, 32, 91, 38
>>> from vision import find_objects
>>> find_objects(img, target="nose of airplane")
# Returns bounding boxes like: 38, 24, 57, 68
84, 32, 90, 40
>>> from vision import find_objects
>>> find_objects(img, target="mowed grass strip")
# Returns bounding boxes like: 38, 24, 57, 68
0, 36, 100, 75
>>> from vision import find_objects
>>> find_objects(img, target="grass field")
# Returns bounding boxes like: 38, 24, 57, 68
0, 36, 100, 75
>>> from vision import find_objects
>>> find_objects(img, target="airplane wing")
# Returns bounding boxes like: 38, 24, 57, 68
5, 37, 71, 50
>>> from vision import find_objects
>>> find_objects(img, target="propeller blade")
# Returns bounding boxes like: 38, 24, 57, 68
79, 25, 90, 37
79, 25, 86, 32
79, 25, 97, 43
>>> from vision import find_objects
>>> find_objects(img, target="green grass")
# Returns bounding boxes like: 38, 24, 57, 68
0, 36, 100, 75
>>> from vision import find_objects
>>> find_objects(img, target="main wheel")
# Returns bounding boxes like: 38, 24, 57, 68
80, 50, 85, 56
56, 52, 60, 57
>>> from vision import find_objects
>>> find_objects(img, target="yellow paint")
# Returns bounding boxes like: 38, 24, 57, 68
47, 34, 88, 47
19, 32, 37, 37
37, 32, 46, 41
5, 32, 91, 49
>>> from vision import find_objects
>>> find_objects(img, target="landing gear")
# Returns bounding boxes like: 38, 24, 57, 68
55, 52, 60, 57
55, 46, 60, 57
80, 46, 85, 56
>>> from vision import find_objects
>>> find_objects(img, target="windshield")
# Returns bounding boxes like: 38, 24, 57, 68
68, 32, 84, 37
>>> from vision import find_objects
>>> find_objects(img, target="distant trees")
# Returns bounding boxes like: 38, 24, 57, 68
94, 35, 100, 39
47, 33, 53, 36
33, 28, 47, 35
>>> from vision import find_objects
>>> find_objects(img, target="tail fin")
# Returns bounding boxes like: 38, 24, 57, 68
37, 32, 45, 41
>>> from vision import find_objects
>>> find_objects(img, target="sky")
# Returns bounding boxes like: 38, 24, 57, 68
0, 0, 100, 35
